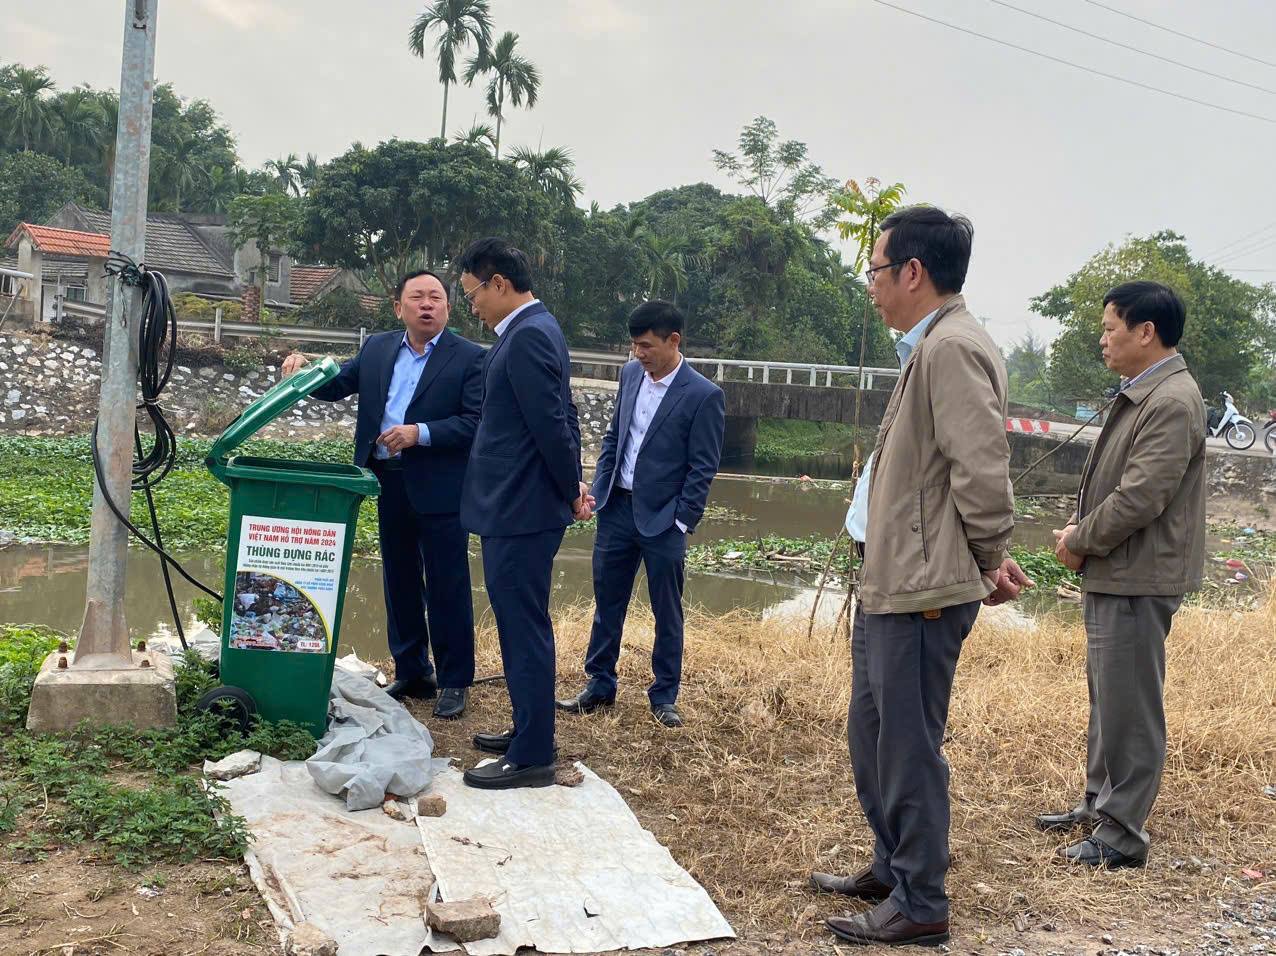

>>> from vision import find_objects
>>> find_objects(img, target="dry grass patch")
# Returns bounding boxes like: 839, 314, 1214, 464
419, 595, 1276, 944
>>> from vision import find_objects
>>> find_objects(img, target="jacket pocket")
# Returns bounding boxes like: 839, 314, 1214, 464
916, 488, 929, 563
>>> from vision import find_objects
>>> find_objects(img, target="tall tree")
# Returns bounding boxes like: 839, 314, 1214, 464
712, 116, 840, 230
1034, 230, 1276, 404
0, 66, 58, 152
408, 0, 493, 141
265, 153, 303, 196
453, 122, 496, 151
154, 131, 208, 212
463, 31, 539, 159
0, 151, 103, 234
298, 153, 321, 193
49, 87, 105, 167
509, 145, 582, 204
228, 192, 299, 306
831, 177, 908, 430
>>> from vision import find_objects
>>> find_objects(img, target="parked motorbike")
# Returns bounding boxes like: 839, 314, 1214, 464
1264, 410, 1276, 455
1206, 391, 1257, 450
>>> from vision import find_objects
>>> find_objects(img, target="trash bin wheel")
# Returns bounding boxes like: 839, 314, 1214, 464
195, 685, 257, 735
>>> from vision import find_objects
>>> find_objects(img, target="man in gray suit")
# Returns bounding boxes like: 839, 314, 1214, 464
812, 207, 1031, 947
1042, 281, 1206, 868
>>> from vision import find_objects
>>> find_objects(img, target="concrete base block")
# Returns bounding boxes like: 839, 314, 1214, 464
26, 649, 177, 733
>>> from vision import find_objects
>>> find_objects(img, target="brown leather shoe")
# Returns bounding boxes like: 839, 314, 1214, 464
826, 898, 949, 946
810, 866, 893, 900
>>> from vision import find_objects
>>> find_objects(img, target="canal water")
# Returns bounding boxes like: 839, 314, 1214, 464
0, 475, 1108, 662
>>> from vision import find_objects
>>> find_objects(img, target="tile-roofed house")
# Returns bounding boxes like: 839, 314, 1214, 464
52, 203, 233, 280
5, 223, 112, 258
289, 263, 385, 314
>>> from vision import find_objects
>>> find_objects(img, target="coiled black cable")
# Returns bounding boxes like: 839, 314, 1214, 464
92, 252, 224, 650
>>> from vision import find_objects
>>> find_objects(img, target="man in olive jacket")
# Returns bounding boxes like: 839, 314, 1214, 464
815, 207, 1031, 948
1044, 281, 1206, 868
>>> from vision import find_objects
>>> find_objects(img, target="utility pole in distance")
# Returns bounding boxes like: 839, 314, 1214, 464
27, 0, 176, 732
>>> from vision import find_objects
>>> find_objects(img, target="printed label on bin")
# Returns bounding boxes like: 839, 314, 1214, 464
230, 515, 345, 653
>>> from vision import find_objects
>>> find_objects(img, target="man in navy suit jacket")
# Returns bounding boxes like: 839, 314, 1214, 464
456, 238, 589, 790
558, 301, 725, 728
281, 271, 483, 720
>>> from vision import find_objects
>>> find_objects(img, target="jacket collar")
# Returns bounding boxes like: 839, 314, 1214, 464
1118, 352, 1187, 405
918, 294, 967, 341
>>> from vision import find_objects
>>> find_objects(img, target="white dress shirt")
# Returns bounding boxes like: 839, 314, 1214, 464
493, 298, 541, 337
617, 357, 687, 532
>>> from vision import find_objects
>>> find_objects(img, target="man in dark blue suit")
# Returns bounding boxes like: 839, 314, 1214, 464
456, 238, 589, 790
281, 270, 483, 719
558, 301, 725, 728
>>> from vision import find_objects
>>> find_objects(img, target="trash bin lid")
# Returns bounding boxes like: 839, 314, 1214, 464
208, 357, 341, 464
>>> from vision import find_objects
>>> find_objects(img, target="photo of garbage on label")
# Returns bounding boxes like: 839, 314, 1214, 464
230, 514, 346, 653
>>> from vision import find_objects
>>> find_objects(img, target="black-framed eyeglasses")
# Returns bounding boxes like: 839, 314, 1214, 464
461, 279, 489, 303
864, 259, 913, 285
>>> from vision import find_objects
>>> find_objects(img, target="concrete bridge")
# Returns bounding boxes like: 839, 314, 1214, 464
569, 351, 899, 463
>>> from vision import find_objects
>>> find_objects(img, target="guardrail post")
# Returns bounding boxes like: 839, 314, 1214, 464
716, 362, 724, 381
825, 370, 832, 387
213, 305, 223, 343
866, 373, 874, 390
762, 366, 770, 385
359, 326, 367, 348
809, 368, 816, 386
786, 368, 793, 385
747, 366, 754, 381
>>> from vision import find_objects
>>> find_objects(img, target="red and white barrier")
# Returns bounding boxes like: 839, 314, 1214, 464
1006, 418, 1051, 434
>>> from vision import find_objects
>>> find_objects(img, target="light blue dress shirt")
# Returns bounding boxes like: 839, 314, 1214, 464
845, 307, 941, 543
374, 330, 442, 459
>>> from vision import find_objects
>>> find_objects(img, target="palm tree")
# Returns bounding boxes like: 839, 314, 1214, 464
408, 0, 493, 141
298, 153, 321, 193
0, 66, 57, 152
265, 153, 303, 196
509, 145, 582, 205
95, 90, 120, 197
49, 87, 105, 167
453, 122, 496, 151
204, 165, 241, 214
156, 131, 208, 212
638, 231, 698, 302
463, 31, 539, 159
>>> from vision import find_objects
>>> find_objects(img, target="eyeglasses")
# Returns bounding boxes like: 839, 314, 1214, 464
461, 279, 489, 303
864, 259, 913, 285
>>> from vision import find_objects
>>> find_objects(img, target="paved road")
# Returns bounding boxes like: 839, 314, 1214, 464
1035, 419, 1274, 459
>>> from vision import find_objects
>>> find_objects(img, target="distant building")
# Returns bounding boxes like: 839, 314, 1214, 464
2, 202, 379, 323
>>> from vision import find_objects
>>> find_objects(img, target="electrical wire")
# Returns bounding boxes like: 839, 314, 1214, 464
866, 0, 1276, 125
1080, 0, 1276, 71
95, 253, 224, 651
985, 0, 1276, 97
1202, 220, 1276, 260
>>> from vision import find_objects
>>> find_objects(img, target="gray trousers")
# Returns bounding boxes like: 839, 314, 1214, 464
848, 601, 980, 924
1081, 591, 1182, 859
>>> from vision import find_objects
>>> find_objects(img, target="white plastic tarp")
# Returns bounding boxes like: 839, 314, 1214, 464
417, 762, 736, 954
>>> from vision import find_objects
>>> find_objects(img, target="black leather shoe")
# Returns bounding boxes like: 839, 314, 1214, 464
555, 687, 616, 714
651, 702, 683, 727
810, 866, 893, 900
463, 759, 555, 790
433, 687, 467, 720
1057, 836, 1145, 869
1036, 804, 1097, 832
473, 728, 514, 754
386, 675, 438, 701
826, 898, 949, 946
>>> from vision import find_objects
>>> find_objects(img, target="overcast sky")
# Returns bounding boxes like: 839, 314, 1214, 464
6, 0, 1276, 348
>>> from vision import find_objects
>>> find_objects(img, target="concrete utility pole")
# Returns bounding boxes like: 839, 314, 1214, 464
27, 0, 176, 732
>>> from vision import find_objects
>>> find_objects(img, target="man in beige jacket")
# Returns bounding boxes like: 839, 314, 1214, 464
815, 206, 1031, 947
1043, 281, 1206, 868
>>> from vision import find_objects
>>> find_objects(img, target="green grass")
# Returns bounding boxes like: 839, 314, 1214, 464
753, 420, 875, 463
0, 435, 380, 554
0, 622, 315, 867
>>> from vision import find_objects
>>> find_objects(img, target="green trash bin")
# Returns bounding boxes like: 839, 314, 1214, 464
204, 357, 380, 738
